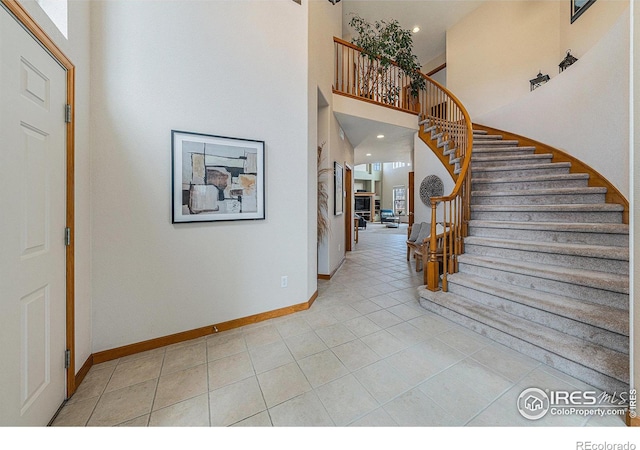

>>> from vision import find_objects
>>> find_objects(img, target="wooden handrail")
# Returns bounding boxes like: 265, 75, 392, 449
412, 74, 473, 292
334, 36, 366, 53
334, 36, 406, 69
333, 36, 474, 292
417, 72, 474, 202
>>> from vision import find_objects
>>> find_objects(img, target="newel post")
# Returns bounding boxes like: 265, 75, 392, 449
426, 200, 440, 291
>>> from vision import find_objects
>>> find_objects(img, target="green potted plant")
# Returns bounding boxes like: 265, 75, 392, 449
349, 15, 425, 108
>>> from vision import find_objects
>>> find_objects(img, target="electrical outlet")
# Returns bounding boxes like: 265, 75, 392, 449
338, 244, 341, 251
281, 276, 288, 288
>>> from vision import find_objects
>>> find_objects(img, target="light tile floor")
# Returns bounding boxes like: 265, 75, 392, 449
51, 224, 626, 427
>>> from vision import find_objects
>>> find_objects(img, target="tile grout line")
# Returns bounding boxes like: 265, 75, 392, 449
144, 350, 165, 426
205, 337, 212, 427
83, 358, 119, 426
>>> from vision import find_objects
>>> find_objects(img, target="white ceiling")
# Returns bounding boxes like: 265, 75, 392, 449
334, 112, 417, 165
337, 0, 487, 165
341, 0, 487, 67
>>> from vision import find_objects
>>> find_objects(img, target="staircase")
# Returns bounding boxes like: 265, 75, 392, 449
421, 122, 462, 175
419, 129, 630, 393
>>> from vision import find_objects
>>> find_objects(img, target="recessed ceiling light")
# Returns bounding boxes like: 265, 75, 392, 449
377, 134, 385, 139
366, 153, 372, 156
412, 26, 420, 33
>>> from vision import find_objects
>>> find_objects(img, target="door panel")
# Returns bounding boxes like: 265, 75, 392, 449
1, 6, 67, 426
21, 123, 50, 257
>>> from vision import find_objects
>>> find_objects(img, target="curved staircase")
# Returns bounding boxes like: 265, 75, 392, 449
419, 129, 629, 393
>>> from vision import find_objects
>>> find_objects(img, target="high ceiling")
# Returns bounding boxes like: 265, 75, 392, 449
341, 0, 486, 68
337, 0, 487, 165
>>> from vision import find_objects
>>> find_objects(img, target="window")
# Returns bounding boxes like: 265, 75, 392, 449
372, 162, 381, 171
392, 162, 406, 169
36, 0, 68, 38
393, 186, 406, 216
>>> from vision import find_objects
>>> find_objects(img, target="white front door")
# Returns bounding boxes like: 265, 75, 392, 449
0, 6, 68, 426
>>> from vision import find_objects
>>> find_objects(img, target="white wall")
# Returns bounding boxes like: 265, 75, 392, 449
430, 68, 446, 89
309, 0, 354, 277
354, 164, 382, 187
476, 9, 630, 198
90, 0, 310, 352
559, 0, 629, 60
17, 0, 92, 374
447, 0, 628, 119
413, 133, 455, 225
423, 53, 446, 75
381, 163, 411, 222
447, 1, 560, 119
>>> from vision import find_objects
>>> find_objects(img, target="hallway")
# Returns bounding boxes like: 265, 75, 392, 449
51, 224, 624, 427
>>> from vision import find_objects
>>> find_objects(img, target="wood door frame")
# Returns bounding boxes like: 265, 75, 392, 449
408, 171, 415, 227
2, 0, 76, 397
344, 164, 353, 251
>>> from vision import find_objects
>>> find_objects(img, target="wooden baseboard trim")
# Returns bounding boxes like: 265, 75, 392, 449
307, 290, 319, 307
318, 257, 346, 280
72, 354, 93, 396
626, 410, 640, 426
92, 291, 319, 365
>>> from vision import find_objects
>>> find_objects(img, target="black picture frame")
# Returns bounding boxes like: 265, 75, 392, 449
334, 161, 343, 216
171, 130, 265, 223
571, 0, 596, 24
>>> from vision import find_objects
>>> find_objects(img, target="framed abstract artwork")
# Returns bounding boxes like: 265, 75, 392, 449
334, 161, 343, 216
571, 0, 596, 23
172, 130, 265, 223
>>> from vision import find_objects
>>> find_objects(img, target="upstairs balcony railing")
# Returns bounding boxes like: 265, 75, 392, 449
333, 37, 474, 292
333, 37, 420, 113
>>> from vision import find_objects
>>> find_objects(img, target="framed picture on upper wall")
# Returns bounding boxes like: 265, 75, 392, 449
571, 0, 596, 23
172, 130, 265, 223
334, 161, 343, 216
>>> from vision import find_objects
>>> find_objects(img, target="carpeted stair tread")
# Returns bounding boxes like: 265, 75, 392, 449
418, 287, 629, 384
473, 134, 503, 139
468, 220, 628, 247
464, 236, 628, 261
471, 187, 608, 198
421, 124, 630, 391
473, 140, 520, 147
472, 153, 553, 164
472, 145, 536, 154
473, 161, 571, 172
473, 173, 589, 184
471, 146, 536, 156
471, 203, 623, 213
446, 272, 628, 335
468, 220, 629, 235
457, 253, 629, 295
